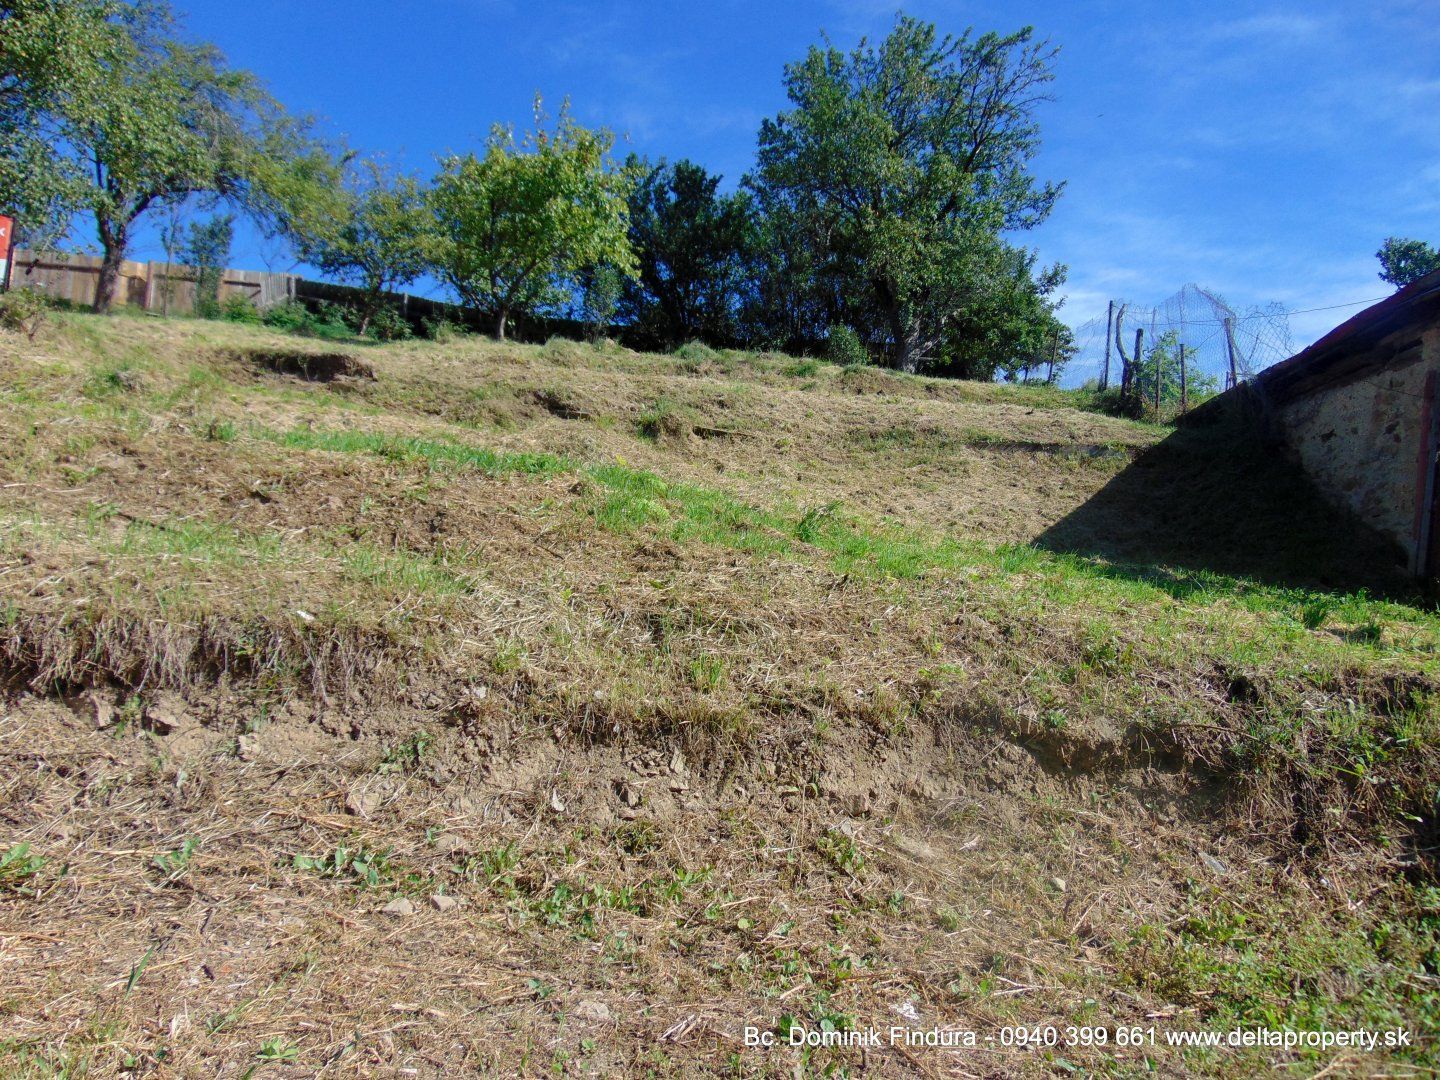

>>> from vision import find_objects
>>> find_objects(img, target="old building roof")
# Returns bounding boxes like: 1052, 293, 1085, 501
1255, 267, 1440, 403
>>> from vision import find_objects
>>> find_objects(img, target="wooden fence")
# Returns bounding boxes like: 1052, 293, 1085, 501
7, 248, 682, 351
10, 249, 295, 313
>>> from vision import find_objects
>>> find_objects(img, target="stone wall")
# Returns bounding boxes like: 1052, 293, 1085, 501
1275, 319, 1440, 566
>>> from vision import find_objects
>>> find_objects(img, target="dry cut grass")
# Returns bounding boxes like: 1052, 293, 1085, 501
0, 314, 1437, 1077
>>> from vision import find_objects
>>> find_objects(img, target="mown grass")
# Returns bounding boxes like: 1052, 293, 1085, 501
239, 422, 1440, 856
5, 315, 1440, 1073
266, 427, 568, 479
5, 508, 487, 603
256, 422, 1440, 635
1120, 878, 1440, 1067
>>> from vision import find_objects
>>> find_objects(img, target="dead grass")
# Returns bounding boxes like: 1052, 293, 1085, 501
0, 314, 1438, 1076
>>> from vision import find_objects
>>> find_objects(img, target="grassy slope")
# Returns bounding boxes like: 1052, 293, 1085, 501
0, 314, 1437, 1077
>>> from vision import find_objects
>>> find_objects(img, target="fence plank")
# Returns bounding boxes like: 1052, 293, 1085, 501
11, 249, 298, 315
11, 249, 651, 352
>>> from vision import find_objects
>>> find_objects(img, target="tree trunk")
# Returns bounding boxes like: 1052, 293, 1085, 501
93, 221, 129, 314
887, 307, 926, 375
895, 341, 921, 375
358, 294, 379, 337
495, 306, 509, 341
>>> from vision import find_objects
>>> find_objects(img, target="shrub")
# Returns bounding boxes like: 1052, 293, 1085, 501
1087, 387, 1148, 420
220, 294, 261, 324
637, 397, 693, 441
0, 287, 49, 341
262, 300, 311, 334
366, 306, 413, 342
310, 301, 357, 340
184, 214, 233, 318
825, 325, 870, 366
423, 317, 466, 343
260, 300, 357, 341
1301, 598, 1333, 631
674, 340, 718, 363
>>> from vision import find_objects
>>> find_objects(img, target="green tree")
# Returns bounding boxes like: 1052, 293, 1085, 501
1377, 237, 1440, 288
2, 0, 318, 312
622, 157, 752, 348
934, 246, 1067, 381
183, 212, 232, 317
734, 197, 831, 352
291, 158, 434, 335
752, 16, 1062, 373
576, 262, 623, 343
0, 0, 136, 246
429, 98, 637, 340
1130, 330, 1220, 406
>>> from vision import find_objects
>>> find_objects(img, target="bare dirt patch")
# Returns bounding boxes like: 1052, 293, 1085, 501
240, 347, 376, 382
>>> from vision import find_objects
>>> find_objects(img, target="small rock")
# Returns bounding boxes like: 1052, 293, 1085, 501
423, 692, 443, 709
668, 778, 688, 793
236, 733, 259, 761
1199, 852, 1228, 876
618, 807, 639, 821
845, 793, 871, 817
1049, 876, 1068, 894
614, 779, 642, 808
88, 692, 115, 729
892, 1001, 922, 1023
573, 1000, 613, 1023
381, 898, 415, 917
345, 790, 381, 818
429, 894, 459, 912
668, 748, 688, 777
144, 692, 194, 735
433, 834, 468, 856
888, 833, 936, 861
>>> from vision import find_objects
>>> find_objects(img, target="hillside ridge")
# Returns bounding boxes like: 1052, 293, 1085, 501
1, 315, 1437, 1077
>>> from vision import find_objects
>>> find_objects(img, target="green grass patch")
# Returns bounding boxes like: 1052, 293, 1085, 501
264, 427, 568, 477
1118, 882, 1440, 1066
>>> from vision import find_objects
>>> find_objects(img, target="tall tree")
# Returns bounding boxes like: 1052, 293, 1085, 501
622, 157, 752, 348
290, 158, 434, 335
575, 262, 624, 343
0, 0, 134, 246
752, 16, 1062, 373
183, 212, 232, 317
429, 99, 636, 340
933, 245, 1067, 381
1377, 237, 1440, 288
2, 0, 318, 312
734, 194, 838, 353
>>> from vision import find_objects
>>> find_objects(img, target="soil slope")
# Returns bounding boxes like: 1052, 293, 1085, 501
1, 316, 1436, 1077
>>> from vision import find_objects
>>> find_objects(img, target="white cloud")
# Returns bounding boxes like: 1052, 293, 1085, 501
1207, 11, 1336, 44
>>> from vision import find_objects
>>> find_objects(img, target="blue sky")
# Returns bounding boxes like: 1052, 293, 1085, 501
129, 0, 1439, 353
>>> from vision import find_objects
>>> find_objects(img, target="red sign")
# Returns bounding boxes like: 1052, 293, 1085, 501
0, 214, 11, 292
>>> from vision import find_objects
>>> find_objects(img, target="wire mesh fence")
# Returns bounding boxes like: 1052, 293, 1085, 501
1060, 283, 1296, 393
